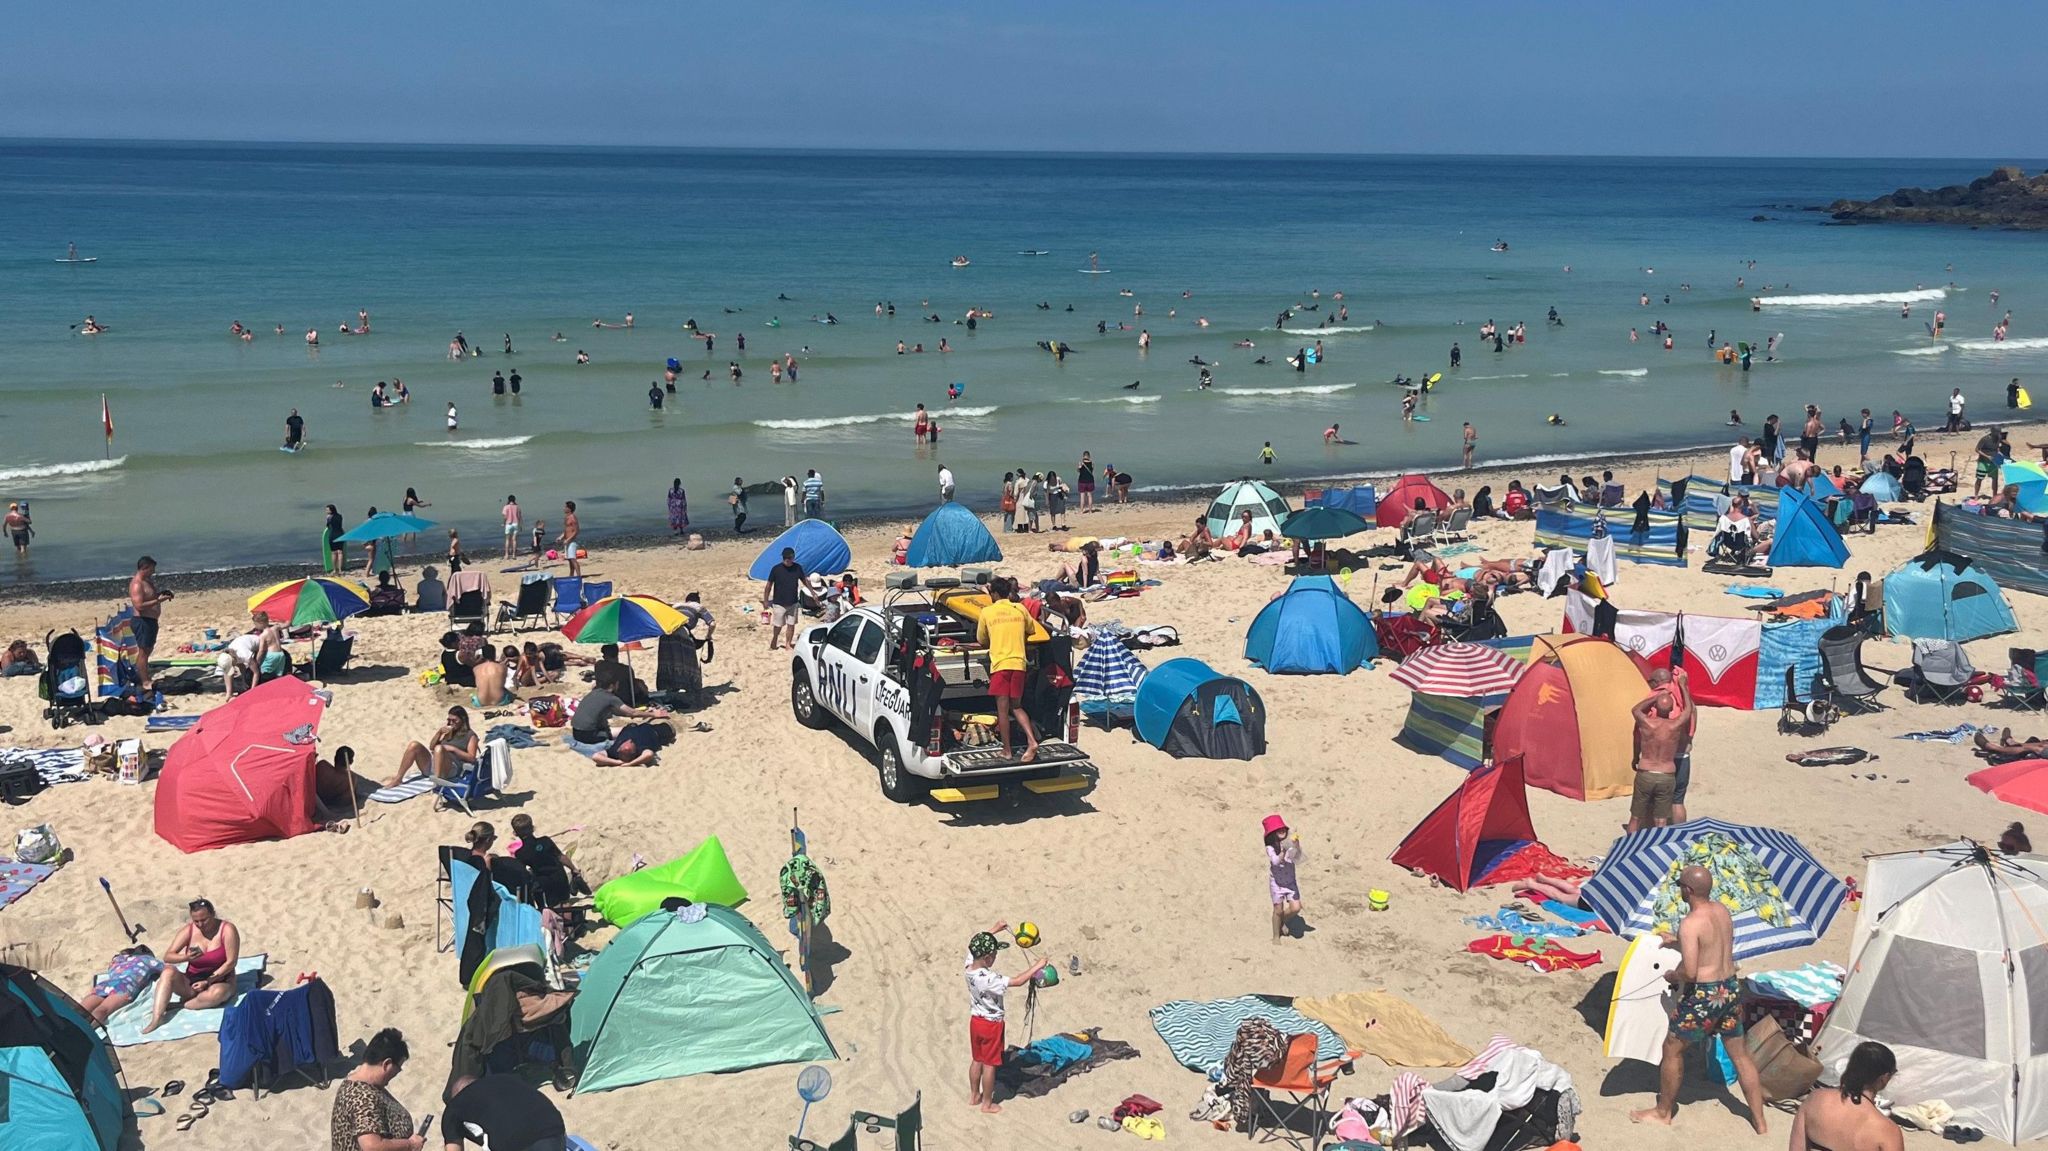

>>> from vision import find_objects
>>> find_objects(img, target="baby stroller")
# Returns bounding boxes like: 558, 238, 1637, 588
39, 629, 98, 729
1901, 455, 1928, 500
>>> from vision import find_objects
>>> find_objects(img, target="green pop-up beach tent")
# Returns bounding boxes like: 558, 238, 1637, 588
591, 836, 748, 927
569, 905, 836, 1092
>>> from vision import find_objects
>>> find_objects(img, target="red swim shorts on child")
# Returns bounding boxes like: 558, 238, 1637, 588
970, 1015, 1005, 1066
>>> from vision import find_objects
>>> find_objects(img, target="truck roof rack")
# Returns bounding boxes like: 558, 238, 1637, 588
922, 576, 961, 590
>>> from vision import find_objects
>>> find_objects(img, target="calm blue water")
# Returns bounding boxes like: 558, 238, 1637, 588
1, 143, 2044, 583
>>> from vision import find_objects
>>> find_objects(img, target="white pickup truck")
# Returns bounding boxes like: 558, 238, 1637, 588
788, 574, 1095, 803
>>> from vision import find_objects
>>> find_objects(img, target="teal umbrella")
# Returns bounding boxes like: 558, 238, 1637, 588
334, 512, 437, 543
1279, 506, 1371, 541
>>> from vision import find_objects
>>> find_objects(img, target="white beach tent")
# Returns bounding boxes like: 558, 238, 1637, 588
1814, 841, 2048, 1144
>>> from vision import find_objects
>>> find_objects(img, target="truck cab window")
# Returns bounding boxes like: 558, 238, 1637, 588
853, 619, 887, 662
825, 615, 863, 653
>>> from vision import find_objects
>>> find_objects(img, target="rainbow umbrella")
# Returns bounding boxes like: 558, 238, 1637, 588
247, 576, 371, 625
560, 594, 687, 645
2002, 458, 2048, 514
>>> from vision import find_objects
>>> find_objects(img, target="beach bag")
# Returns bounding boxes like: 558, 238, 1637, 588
1743, 1016, 1822, 1102
1001, 489, 1018, 512
527, 696, 567, 728
14, 823, 61, 864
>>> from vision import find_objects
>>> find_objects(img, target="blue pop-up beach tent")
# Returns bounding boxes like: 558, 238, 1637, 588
748, 520, 853, 580
1244, 575, 1377, 674
1134, 658, 1266, 759
905, 502, 1003, 568
1883, 549, 2017, 642
1768, 488, 1850, 568
0, 964, 128, 1151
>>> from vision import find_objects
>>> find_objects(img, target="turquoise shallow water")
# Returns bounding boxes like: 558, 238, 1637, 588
1, 143, 2044, 583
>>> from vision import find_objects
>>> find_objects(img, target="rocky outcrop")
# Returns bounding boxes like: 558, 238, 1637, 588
1828, 167, 2048, 229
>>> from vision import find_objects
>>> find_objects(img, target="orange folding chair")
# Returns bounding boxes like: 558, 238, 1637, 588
1247, 1032, 1354, 1149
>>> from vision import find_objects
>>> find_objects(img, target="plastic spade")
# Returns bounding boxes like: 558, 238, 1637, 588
99, 877, 141, 942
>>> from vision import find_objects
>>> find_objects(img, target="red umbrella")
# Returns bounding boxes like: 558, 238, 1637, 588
1969, 759, 2048, 816
1389, 641, 1526, 696
1376, 473, 1452, 529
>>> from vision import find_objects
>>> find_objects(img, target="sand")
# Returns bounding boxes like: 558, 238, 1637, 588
0, 428, 2035, 1150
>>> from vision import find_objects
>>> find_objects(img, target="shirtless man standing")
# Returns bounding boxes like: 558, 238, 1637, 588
1630, 865, 1769, 1135
129, 556, 172, 694
1629, 683, 1690, 832
558, 501, 582, 579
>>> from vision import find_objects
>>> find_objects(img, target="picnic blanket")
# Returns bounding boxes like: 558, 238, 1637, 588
1749, 961, 1847, 1008
102, 952, 266, 1047
995, 1028, 1140, 1098
1294, 991, 1472, 1068
1149, 994, 1346, 1070
0, 856, 56, 909
0, 747, 89, 787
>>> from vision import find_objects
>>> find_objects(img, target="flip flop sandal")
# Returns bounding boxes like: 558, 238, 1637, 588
690, 722, 713, 733
1069, 1109, 1090, 1123
133, 1098, 167, 1118
176, 1101, 209, 1131
161, 1079, 186, 1098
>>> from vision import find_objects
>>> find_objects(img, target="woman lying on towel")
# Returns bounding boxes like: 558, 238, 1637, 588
381, 705, 480, 787
141, 898, 240, 1034
81, 944, 163, 1025
592, 720, 674, 766
1975, 727, 2048, 763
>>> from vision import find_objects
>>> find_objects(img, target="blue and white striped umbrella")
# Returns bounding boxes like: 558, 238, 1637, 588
1073, 640, 1147, 700
1580, 818, 1846, 960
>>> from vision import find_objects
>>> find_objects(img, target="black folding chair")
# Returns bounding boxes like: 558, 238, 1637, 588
1816, 625, 1888, 715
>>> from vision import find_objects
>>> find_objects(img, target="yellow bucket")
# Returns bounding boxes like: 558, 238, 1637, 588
1367, 889, 1391, 912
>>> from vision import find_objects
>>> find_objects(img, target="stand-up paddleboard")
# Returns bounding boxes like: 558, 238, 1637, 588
1080, 252, 1109, 274
1017, 250, 1050, 256
1411, 415, 1432, 422
56, 243, 95, 264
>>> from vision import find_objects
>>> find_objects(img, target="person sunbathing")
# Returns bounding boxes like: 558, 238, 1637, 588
1470, 556, 1538, 593
0, 639, 41, 677
592, 720, 674, 767
384, 704, 480, 786
1512, 876, 1586, 906
314, 745, 363, 818
1975, 727, 2048, 761
141, 898, 240, 1034
81, 944, 163, 1025
1417, 596, 1452, 626
514, 642, 557, 687
1174, 516, 1216, 561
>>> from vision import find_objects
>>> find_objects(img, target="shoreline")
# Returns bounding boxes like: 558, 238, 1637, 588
6, 421, 2030, 604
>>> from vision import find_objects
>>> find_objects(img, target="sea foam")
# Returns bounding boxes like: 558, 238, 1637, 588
1755, 288, 1946, 308
0, 456, 126, 482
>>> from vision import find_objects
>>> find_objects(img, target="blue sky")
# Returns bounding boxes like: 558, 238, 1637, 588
4, 1, 2042, 158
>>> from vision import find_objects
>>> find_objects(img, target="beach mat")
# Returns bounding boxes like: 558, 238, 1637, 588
1294, 991, 1472, 1069
0, 747, 89, 787
369, 774, 437, 804
0, 857, 56, 910
145, 714, 203, 731
103, 953, 265, 1047
1149, 994, 1346, 1071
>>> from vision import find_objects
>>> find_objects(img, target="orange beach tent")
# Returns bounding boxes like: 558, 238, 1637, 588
1490, 635, 1650, 801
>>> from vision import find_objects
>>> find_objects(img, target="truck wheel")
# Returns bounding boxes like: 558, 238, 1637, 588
874, 728, 927, 804
790, 668, 828, 730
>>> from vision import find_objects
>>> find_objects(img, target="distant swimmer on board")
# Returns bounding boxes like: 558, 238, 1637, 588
283, 408, 306, 452
1122, 380, 1142, 391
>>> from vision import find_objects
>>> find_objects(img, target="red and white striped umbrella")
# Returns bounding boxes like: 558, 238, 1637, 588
1389, 641, 1526, 696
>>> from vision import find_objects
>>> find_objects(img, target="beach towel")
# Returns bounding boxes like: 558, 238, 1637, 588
1895, 723, 1993, 744
1725, 585, 1786, 599
0, 856, 56, 909
368, 774, 437, 804
1476, 843, 1592, 888
1464, 908, 1587, 940
995, 1028, 1139, 1099
486, 723, 543, 749
102, 952, 265, 1047
1294, 991, 1472, 1068
145, 714, 202, 731
1149, 994, 1347, 1071
1541, 901, 1604, 930
1465, 934, 1601, 972
1748, 962, 1846, 1008
0, 747, 89, 787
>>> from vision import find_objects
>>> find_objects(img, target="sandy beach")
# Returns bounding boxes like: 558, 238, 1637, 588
1, 425, 2040, 1150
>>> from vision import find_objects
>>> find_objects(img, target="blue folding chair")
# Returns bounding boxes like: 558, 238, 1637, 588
550, 577, 583, 625
579, 580, 613, 607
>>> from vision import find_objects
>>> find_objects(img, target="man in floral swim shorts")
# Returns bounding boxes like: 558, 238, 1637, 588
1629, 865, 1770, 1135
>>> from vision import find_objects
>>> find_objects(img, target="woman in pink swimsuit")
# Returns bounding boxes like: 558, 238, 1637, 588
142, 898, 241, 1034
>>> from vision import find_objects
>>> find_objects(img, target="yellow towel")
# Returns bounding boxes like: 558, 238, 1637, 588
1294, 990, 1472, 1068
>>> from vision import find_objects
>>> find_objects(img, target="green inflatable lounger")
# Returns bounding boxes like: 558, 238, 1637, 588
592, 836, 749, 927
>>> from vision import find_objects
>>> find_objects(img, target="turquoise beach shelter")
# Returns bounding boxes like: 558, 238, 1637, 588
0, 964, 128, 1151
748, 519, 853, 580
1134, 658, 1267, 759
1768, 488, 1850, 568
569, 905, 835, 1092
1204, 479, 1291, 539
1883, 549, 2017, 643
905, 502, 1003, 568
1244, 575, 1377, 674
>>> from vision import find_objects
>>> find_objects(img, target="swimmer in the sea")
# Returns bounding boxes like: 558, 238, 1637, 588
1728, 409, 1743, 426
1122, 380, 1142, 391
1548, 414, 1568, 426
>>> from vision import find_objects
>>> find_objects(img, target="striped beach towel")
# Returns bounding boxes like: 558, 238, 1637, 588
0, 747, 88, 787
1149, 995, 1346, 1071
369, 774, 437, 804
1749, 962, 1846, 1008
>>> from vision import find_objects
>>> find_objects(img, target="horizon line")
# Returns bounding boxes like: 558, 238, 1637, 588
0, 134, 2039, 166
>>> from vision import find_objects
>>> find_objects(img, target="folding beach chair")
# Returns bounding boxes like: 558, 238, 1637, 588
578, 579, 613, 607
448, 589, 488, 629
1816, 625, 1887, 716
1432, 506, 1473, 547
1906, 639, 1974, 704
2000, 648, 2048, 712
1248, 1033, 1352, 1150
312, 628, 355, 679
1776, 665, 1838, 736
849, 1093, 922, 1151
549, 577, 583, 625
501, 575, 552, 632
430, 738, 512, 815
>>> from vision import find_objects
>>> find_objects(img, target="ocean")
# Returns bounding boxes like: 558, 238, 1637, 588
2, 143, 2044, 585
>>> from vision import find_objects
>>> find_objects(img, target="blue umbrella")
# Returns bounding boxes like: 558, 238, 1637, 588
1579, 818, 1846, 960
1073, 640, 1147, 699
334, 512, 438, 543
1279, 505, 1371, 541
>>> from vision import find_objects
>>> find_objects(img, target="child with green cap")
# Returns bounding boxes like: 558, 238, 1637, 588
965, 921, 1046, 1113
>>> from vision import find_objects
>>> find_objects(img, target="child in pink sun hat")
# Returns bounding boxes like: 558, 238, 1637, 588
1264, 814, 1305, 941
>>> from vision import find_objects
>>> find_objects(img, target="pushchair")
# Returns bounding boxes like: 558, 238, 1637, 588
1901, 456, 1928, 500
39, 629, 98, 728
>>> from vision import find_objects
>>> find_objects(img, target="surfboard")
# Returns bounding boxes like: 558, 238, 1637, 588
1425, 372, 1442, 388
54, 257, 97, 264
1078, 268, 1111, 274
1017, 250, 1049, 256
2020, 387, 2034, 410
280, 445, 306, 454
1411, 415, 1432, 422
